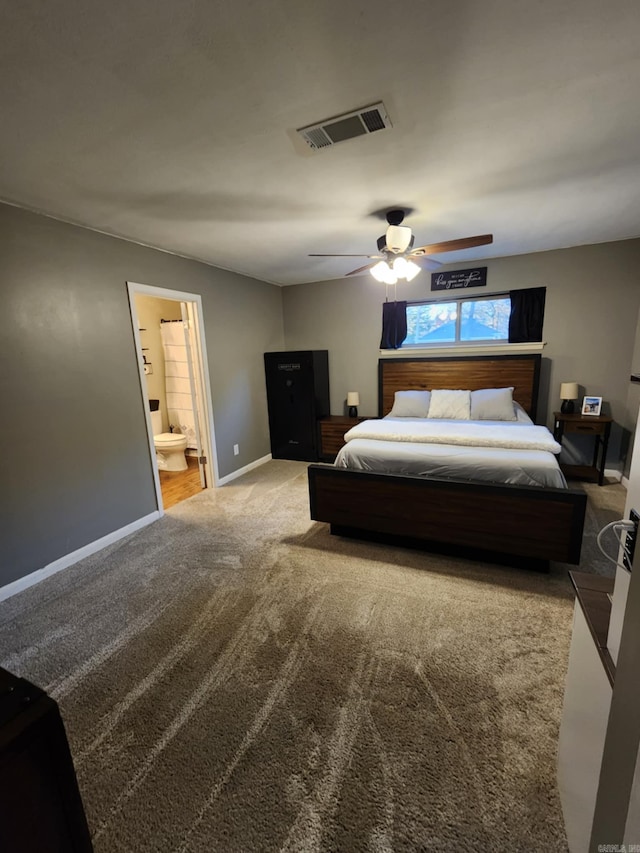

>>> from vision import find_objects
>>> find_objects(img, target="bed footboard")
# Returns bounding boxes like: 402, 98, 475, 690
308, 465, 587, 567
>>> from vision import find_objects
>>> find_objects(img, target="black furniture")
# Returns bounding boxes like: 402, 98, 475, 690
0, 667, 93, 853
553, 411, 613, 486
264, 350, 330, 462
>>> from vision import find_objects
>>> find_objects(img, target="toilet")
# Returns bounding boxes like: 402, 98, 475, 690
150, 410, 188, 472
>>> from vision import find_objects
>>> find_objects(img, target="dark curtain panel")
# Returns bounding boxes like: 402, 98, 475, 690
380, 300, 408, 349
508, 287, 546, 342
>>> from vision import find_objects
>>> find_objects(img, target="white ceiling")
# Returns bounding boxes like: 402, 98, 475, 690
1, 0, 640, 286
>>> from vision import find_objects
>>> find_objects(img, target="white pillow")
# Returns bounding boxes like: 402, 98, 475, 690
388, 390, 432, 418
470, 387, 517, 421
513, 401, 534, 424
428, 389, 471, 419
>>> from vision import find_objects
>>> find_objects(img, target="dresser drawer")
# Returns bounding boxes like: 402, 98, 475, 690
321, 428, 349, 456
562, 420, 607, 436
319, 416, 369, 459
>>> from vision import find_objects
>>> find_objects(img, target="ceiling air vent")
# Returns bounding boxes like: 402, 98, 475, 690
297, 102, 392, 151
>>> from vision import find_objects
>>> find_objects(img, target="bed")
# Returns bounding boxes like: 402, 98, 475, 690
308, 354, 587, 570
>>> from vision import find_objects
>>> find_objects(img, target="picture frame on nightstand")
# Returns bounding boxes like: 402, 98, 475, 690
581, 395, 602, 416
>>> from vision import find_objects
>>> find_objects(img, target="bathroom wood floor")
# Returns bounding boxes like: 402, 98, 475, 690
159, 456, 203, 509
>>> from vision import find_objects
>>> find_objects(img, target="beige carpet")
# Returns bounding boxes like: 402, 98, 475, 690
0, 462, 626, 852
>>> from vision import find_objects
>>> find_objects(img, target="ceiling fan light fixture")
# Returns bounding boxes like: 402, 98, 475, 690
404, 259, 421, 281
392, 256, 409, 276
371, 260, 398, 284
369, 261, 387, 283
385, 225, 412, 253
370, 261, 389, 282
392, 257, 421, 282
372, 257, 421, 284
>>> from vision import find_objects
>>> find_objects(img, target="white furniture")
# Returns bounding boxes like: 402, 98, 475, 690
558, 573, 614, 851
558, 541, 640, 849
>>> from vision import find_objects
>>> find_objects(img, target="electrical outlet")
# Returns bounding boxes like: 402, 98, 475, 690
623, 508, 639, 572
233, 444, 239, 456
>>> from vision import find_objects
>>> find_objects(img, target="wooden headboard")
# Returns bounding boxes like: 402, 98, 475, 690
378, 354, 541, 419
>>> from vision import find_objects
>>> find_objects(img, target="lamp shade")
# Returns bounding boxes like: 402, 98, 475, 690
560, 382, 579, 400
370, 260, 398, 284
392, 256, 409, 277
347, 391, 360, 406
404, 259, 421, 281
370, 261, 389, 282
371, 258, 420, 284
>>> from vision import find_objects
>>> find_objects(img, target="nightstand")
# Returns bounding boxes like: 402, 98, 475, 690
553, 411, 613, 486
318, 415, 371, 462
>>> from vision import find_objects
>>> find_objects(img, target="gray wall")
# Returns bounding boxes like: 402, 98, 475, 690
624, 311, 640, 474
0, 203, 284, 587
3, 198, 640, 592
282, 239, 640, 473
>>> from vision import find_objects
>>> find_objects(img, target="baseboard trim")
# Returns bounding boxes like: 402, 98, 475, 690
0, 511, 161, 603
217, 454, 272, 486
605, 468, 623, 483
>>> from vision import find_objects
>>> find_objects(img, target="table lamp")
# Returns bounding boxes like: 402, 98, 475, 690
560, 382, 579, 414
347, 391, 360, 418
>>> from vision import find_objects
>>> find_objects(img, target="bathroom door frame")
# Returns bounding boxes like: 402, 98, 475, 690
127, 281, 219, 513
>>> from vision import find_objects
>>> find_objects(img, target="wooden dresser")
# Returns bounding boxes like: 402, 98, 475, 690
318, 415, 370, 461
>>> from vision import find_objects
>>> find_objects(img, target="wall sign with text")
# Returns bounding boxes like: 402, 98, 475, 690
431, 267, 487, 291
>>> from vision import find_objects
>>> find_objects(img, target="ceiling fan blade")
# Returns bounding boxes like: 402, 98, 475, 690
308, 253, 382, 258
409, 234, 493, 257
345, 261, 377, 276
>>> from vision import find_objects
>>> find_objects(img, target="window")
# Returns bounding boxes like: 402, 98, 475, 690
404, 294, 511, 347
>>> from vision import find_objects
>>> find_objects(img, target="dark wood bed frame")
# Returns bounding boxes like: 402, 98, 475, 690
308, 354, 587, 570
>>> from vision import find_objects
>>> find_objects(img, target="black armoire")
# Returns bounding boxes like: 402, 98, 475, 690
264, 350, 330, 461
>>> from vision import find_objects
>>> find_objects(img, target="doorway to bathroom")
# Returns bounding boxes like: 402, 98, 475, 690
127, 282, 218, 513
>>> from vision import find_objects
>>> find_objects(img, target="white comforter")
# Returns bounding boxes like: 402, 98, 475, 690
335, 417, 567, 488
343, 418, 561, 454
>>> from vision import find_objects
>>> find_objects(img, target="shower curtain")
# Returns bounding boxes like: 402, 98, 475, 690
160, 320, 198, 449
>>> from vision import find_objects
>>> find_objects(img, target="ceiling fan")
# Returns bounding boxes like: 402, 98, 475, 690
309, 210, 493, 283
